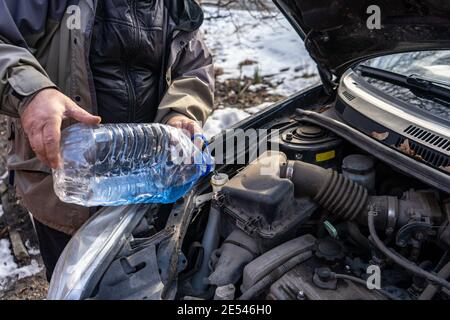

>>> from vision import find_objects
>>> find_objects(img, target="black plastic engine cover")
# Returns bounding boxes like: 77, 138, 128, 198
220, 152, 317, 248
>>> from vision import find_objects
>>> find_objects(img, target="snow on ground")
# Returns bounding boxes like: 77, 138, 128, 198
202, 6, 319, 137
203, 103, 272, 139
204, 108, 251, 138
25, 240, 41, 256
0, 239, 42, 290
1, 203, 42, 291
201, 6, 319, 97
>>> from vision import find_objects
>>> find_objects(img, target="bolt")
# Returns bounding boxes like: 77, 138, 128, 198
286, 133, 293, 141
296, 290, 305, 300
415, 232, 424, 241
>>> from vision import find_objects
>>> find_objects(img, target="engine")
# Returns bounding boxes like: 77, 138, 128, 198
182, 123, 450, 301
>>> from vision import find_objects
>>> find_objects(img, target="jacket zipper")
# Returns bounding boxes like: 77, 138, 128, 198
126, 0, 140, 122
125, 64, 136, 123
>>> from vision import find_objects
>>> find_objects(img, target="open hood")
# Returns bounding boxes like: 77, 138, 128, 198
273, 0, 450, 88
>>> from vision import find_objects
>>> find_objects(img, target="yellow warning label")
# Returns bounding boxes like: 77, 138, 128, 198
316, 150, 336, 162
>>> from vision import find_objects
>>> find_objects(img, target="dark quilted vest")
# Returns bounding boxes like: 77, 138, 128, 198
89, 0, 166, 123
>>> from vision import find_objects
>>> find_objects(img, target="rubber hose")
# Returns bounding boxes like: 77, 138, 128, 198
368, 211, 450, 291
238, 251, 312, 300
418, 261, 450, 300
346, 221, 371, 249
280, 161, 368, 220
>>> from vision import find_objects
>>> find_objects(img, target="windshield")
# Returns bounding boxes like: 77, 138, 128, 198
359, 51, 450, 123
362, 50, 450, 86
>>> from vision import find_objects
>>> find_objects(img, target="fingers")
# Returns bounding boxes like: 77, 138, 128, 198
168, 116, 202, 136
185, 120, 203, 136
26, 120, 62, 169
20, 89, 101, 169
184, 121, 204, 150
28, 127, 49, 166
167, 116, 205, 149
186, 122, 204, 150
65, 102, 101, 125
43, 118, 62, 169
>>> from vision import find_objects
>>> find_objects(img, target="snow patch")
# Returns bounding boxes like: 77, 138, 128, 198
0, 205, 3, 219
204, 102, 272, 139
245, 102, 272, 115
202, 6, 319, 97
201, 6, 320, 138
0, 239, 42, 290
25, 240, 41, 256
248, 83, 267, 92
204, 108, 251, 139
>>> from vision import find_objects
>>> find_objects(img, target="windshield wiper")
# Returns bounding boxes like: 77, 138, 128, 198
357, 65, 450, 105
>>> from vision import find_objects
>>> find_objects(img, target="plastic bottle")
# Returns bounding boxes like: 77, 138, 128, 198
53, 123, 214, 206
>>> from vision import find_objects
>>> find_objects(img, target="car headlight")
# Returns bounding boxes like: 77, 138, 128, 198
47, 204, 148, 300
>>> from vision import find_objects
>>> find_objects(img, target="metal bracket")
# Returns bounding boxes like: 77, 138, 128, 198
194, 192, 213, 208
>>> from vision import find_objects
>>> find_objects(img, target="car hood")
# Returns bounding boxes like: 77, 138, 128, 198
273, 0, 450, 87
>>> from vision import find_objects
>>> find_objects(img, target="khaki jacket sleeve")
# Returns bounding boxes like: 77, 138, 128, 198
0, 40, 56, 117
0, 1, 58, 118
155, 32, 214, 127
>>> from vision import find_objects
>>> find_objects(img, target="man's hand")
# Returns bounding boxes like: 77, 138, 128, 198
20, 88, 101, 169
167, 115, 205, 149
166, 115, 203, 137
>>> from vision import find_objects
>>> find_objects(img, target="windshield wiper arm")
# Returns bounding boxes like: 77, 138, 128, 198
357, 65, 450, 104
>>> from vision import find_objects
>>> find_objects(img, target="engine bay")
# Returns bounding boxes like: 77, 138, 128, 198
84, 119, 450, 301
178, 121, 450, 301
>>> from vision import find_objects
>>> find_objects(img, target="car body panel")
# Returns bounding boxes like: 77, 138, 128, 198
273, 0, 450, 83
